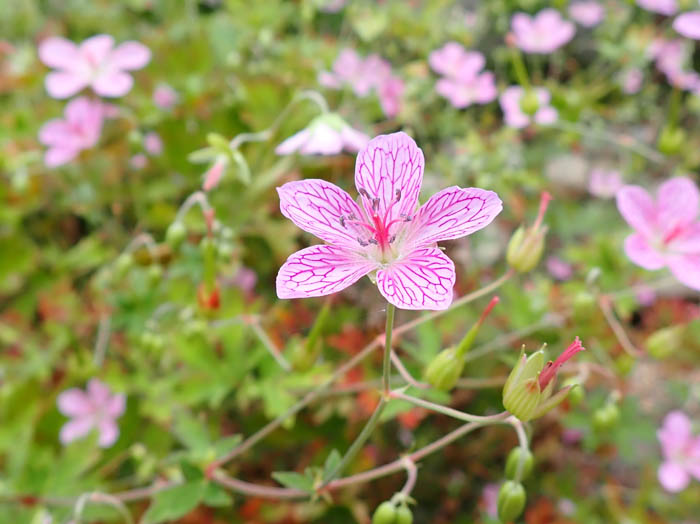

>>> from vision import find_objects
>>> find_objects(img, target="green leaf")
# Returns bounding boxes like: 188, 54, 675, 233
271, 471, 314, 492
212, 434, 242, 459
323, 449, 341, 479
202, 482, 233, 507
141, 481, 206, 524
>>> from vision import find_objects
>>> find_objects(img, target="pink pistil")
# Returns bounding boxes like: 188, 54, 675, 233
538, 337, 585, 389
533, 191, 553, 231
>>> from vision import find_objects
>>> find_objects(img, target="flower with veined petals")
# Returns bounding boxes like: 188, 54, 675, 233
657, 411, 700, 492
499, 86, 558, 128
511, 10, 575, 54
569, 1, 605, 27
39, 34, 150, 99
616, 177, 700, 291
275, 113, 369, 156
674, 11, 700, 40
637, 0, 678, 15
57, 379, 125, 448
430, 43, 497, 109
276, 132, 503, 310
38, 96, 104, 167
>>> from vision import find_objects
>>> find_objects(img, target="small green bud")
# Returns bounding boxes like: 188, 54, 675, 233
114, 253, 134, 278
165, 221, 187, 249
657, 125, 685, 156
520, 90, 540, 116
593, 403, 620, 432
506, 193, 551, 273
505, 447, 534, 481
372, 501, 397, 524
646, 325, 685, 360
497, 481, 526, 523
395, 504, 413, 524
564, 381, 585, 406
424, 347, 465, 391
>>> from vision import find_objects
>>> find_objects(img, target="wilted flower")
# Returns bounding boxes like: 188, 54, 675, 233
511, 10, 575, 54
275, 113, 369, 156
430, 43, 497, 108
39, 34, 150, 99
637, 0, 678, 16
144, 131, 163, 156
38, 96, 104, 167
657, 411, 700, 492
588, 168, 623, 198
616, 177, 700, 291
569, 1, 605, 27
673, 11, 700, 40
276, 132, 502, 310
502, 338, 585, 421
57, 379, 125, 447
153, 83, 178, 109
500, 87, 558, 128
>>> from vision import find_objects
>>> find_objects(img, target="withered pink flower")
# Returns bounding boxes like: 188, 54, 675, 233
616, 177, 700, 291
38, 96, 104, 167
39, 34, 150, 99
499, 86, 558, 128
430, 43, 497, 108
57, 379, 125, 448
276, 132, 502, 310
637, 0, 678, 15
511, 9, 575, 54
657, 411, 700, 492
674, 11, 700, 40
569, 1, 605, 27
275, 114, 369, 156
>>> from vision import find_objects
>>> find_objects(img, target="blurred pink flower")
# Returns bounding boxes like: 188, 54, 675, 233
275, 114, 369, 156
637, 0, 678, 15
621, 68, 643, 94
635, 284, 657, 306
38, 96, 104, 167
39, 34, 150, 99
657, 411, 700, 492
57, 379, 125, 448
616, 177, 700, 291
234, 266, 258, 293
276, 132, 503, 310
144, 132, 163, 156
648, 38, 700, 91
430, 43, 497, 108
511, 9, 575, 54
480, 483, 499, 518
202, 158, 227, 191
130, 154, 148, 169
569, 1, 605, 27
499, 86, 558, 128
589, 169, 623, 198
429, 42, 484, 79
317, 0, 346, 12
377, 75, 404, 118
546, 256, 573, 280
673, 12, 700, 40
153, 84, 178, 109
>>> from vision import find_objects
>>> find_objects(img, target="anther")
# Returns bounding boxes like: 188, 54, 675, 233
357, 237, 369, 247
372, 198, 380, 211
388, 235, 396, 244
368, 238, 379, 245
395, 189, 401, 202
400, 213, 412, 222
338, 215, 346, 228
358, 188, 371, 200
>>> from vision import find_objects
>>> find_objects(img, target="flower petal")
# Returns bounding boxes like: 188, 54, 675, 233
658, 410, 692, 458
405, 186, 502, 247
45, 71, 88, 99
354, 132, 424, 225
673, 12, 700, 40
59, 417, 94, 445
276, 244, 376, 299
57, 389, 92, 417
277, 179, 366, 248
300, 123, 344, 155
79, 34, 115, 64
623, 233, 666, 270
668, 254, 700, 291
108, 41, 151, 70
657, 177, 699, 226
376, 247, 455, 310
45, 147, 79, 167
98, 419, 120, 448
669, 222, 700, 253
92, 71, 134, 97
39, 120, 76, 148
616, 185, 657, 237
275, 129, 311, 155
658, 461, 689, 492
38, 37, 81, 69
106, 393, 126, 418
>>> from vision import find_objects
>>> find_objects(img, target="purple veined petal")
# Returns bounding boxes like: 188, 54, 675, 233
59, 417, 94, 445
376, 246, 456, 310
97, 419, 120, 447
92, 70, 134, 97
616, 185, 657, 237
667, 253, 700, 291
658, 461, 690, 492
657, 177, 699, 226
405, 186, 503, 247
299, 123, 344, 155
623, 233, 666, 270
57, 388, 93, 417
108, 41, 151, 70
38, 37, 81, 69
79, 34, 115, 66
354, 132, 424, 226
277, 179, 367, 247
45, 71, 89, 99
45, 146, 80, 167
658, 410, 693, 458
674, 12, 700, 40
276, 244, 377, 299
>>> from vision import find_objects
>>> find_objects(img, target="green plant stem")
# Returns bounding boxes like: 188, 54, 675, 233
509, 416, 530, 483
392, 391, 509, 424
511, 47, 531, 90
382, 303, 396, 394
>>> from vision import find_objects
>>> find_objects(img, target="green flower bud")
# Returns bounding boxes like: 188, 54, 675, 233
646, 325, 685, 360
148, 264, 164, 286
372, 501, 397, 524
505, 447, 534, 481
657, 126, 685, 156
114, 253, 134, 278
506, 193, 551, 273
520, 90, 540, 116
424, 347, 465, 391
166, 221, 187, 249
395, 504, 413, 524
562, 380, 584, 406
593, 403, 620, 432
497, 481, 526, 523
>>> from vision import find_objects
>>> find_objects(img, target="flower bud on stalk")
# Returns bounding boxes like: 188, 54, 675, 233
506, 192, 552, 273
505, 447, 534, 481
425, 296, 500, 390
520, 90, 540, 116
497, 480, 526, 522
503, 337, 585, 421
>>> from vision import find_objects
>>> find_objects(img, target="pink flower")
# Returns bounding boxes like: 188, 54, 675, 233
637, 0, 678, 15
621, 69, 643, 94
546, 256, 573, 280
511, 9, 576, 54
589, 169, 623, 198
657, 411, 700, 492
57, 379, 125, 448
569, 1, 605, 27
377, 75, 404, 118
39, 34, 150, 99
202, 158, 227, 191
499, 86, 558, 128
130, 154, 148, 169
276, 132, 502, 310
153, 84, 178, 109
674, 12, 700, 40
648, 38, 700, 91
616, 177, 700, 291
144, 132, 163, 156
429, 42, 485, 79
480, 483, 499, 518
38, 96, 104, 167
430, 43, 497, 108
317, 0, 346, 12
275, 113, 369, 156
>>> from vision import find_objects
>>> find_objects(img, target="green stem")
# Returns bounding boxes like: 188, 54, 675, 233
392, 391, 509, 424
668, 86, 681, 129
382, 303, 396, 394
509, 417, 530, 483
510, 47, 531, 90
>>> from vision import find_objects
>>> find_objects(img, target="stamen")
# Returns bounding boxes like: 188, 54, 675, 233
357, 237, 369, 247
538, 337, 585, 389
400, 213, 412, 222
358, 188, 371, 200
372, 198, 380, 211
395, 189, 401, 202
388, 235, 396, 244
368, 238, 379, 245
338, 215, 346, 228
